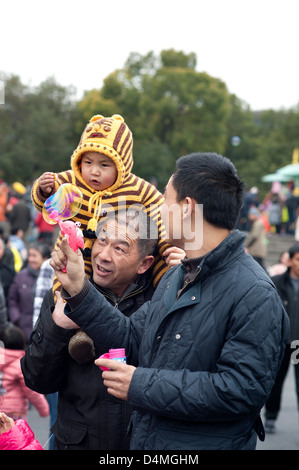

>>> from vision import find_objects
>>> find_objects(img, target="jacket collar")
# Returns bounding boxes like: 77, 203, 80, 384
91, 269, 153, 305
181, 229, 246, 280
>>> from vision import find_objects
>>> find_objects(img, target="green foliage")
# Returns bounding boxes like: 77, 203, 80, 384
75, 49, 231, 188
0, 75, 78, 185
160, 49, 197, 69
1, 49, 299, 196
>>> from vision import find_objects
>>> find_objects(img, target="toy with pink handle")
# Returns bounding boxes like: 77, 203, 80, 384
43, 184, 85, 272
47, 209, 84, 272
49, 209, 84, 250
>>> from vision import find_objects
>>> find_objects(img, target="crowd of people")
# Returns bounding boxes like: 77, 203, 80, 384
237, 182, 299, 237
0, 113, 297, 452
0, 180, 54, 450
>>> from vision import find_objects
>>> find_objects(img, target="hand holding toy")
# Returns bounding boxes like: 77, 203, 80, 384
43, 184, 84, 272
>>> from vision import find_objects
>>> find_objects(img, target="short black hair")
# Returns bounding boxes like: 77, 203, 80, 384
172, 152, 245, 230
288, 245, 299, 259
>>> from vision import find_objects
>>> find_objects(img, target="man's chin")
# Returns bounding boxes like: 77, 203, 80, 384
93, 272, 113, 286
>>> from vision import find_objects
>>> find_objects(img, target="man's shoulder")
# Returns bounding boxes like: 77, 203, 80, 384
218, 251, 275, 298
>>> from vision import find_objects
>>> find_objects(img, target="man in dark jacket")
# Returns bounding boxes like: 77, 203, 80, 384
21, 211, 169, 450
264, 244, 299, 434
49, 152, 289, 450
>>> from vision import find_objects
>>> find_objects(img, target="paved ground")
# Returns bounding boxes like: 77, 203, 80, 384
257, 365, 298, 450
27, 404, 51, 450
27, 364, 298, 451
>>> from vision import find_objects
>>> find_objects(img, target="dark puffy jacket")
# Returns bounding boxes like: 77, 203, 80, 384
21, 272, 154, 450
65, 230, 289, 450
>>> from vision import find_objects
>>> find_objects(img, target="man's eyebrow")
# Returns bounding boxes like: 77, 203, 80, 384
113, 239, 130, 248
98, 231, 130, 248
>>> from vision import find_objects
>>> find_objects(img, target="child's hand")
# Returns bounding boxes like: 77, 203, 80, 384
38, 172, 55, 195
0, 412, 14, 434
163, 246, 186, 267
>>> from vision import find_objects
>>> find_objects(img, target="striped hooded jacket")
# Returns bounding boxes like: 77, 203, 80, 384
31, 114, 169, 291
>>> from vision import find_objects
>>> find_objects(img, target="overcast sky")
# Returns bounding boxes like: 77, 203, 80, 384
1, 0, 298, 110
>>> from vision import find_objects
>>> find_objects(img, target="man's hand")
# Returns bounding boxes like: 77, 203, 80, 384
52, 291, 79, 329
163, 246, 186, 268
50, 238, 85, 296
95, 358, 136, 401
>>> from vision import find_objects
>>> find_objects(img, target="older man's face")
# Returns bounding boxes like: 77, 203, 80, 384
91, 219, 149, 297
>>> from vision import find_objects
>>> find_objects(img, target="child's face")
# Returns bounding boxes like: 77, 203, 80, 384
81, 152, 117, 191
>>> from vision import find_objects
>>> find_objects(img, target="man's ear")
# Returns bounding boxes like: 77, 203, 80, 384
137, 255, 155, 274
182, 197, 195, 218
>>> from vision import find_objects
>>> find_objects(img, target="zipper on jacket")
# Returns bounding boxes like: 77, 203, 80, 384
99, 285, 145, 308
176, 267, 201, 301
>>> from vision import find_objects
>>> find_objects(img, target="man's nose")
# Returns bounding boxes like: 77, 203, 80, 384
98, 244, 112, 261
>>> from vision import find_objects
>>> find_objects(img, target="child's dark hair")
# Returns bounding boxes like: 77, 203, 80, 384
0, 323, 26, 350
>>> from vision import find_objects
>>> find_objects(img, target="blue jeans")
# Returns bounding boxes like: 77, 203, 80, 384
46, 392, 58, 450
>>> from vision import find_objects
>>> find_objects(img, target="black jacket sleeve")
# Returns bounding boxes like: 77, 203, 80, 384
21, 289, 78, 394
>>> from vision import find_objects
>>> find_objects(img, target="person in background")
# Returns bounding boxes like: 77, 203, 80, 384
0, 279, 8, 333
6, 194, 32, 239
8, 228, 28, 269
0, 323, 49, 422
244, 206, 268, 270
7, 243, 51, 343
264, 244, 299, 434
0, 181, 9, 239
32, 257, 57, 450
34, 212, 55, 247
267, 251, 289, 278
32, 258, 54, 328
286, 183, 298, 235
0, 236, 15, 304
268, 193, 282, 235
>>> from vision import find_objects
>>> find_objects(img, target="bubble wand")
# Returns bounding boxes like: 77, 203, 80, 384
43, 184, 85, 271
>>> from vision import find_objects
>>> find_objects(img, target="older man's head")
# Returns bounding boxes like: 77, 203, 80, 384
92, 210, 158, 297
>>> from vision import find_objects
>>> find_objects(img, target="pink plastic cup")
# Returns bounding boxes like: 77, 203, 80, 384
98, 348, 126, 371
